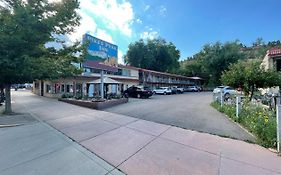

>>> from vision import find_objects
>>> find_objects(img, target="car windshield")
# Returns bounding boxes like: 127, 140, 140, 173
225, 87, 234, 90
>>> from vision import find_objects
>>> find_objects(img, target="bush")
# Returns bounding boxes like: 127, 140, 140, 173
211, 101, 277, 148
61, 93, 74, 98
74, 93, 82, 100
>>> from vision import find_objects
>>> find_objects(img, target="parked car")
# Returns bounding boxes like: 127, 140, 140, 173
212, 86, 226, 94
176, 87, 184, 94
123, 86, 153, 98
171, 86, 178, 94
222, 86, 237, 99
153, 87, 172, 95
213, 86, 237, 99
196, 86, 203, 91
185, 86, 199, 92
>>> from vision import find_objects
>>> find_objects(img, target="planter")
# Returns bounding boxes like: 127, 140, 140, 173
58, 98, 128, 110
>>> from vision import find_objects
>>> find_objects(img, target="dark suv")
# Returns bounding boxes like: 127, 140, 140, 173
123, 86, 153, 98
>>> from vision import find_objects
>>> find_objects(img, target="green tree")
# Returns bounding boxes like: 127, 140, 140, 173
180, 41, 245, 86
221, 60, 281, 100
0, 0, 83, 113
125, 38, 180, 73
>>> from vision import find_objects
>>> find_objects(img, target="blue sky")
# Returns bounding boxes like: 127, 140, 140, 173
67, 0, 281, 63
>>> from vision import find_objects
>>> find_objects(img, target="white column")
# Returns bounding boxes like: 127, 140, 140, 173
100, 70, 104, 99
82, 83, 87, 96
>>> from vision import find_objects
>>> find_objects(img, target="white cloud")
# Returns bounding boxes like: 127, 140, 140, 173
159, 5, 167, 17
140, 31, 158, 40
118, 50, 125, 64
80, 0, 134, 37
68, 11, 97, 42
144, 5, 150, 11
67, 11, 115, 45
96, 29, 114, 43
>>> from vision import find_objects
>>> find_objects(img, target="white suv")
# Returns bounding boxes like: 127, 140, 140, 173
153, 87, 172, 95
213, 86, 237, 99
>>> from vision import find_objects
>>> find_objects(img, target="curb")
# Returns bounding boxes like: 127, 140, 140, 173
0, 124, 23, 128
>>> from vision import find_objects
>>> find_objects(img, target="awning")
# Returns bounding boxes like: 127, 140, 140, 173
88, 77, 121, 84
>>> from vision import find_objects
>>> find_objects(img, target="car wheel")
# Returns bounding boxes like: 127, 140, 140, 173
124, 93, 129, 98
164, 92, 166, 95
224, 93, 230, 100
137, 94, 141, 98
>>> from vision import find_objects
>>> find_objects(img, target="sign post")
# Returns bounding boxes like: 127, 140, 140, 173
236, 95, 242, 118
277, 105, 281, 153
220, 91, 224, 107
100, 70, 104, 99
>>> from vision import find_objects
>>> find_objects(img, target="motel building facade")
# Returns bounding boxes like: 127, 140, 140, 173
32, 63, 202, 98
33, 34, 202, 98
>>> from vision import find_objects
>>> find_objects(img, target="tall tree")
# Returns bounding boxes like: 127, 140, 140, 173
125, 38, 180, 73
180, 41, 245, 86
0, 0, 83, 113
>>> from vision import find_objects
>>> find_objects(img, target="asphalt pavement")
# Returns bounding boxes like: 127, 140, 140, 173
105, 92, 255, 141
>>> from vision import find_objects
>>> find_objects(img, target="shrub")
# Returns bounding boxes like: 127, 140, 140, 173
61, 93, 74, 98
74, 93, 82, 100
211, 101, 277, 148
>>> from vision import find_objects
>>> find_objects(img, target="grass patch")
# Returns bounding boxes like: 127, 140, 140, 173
211, 101, 277, 148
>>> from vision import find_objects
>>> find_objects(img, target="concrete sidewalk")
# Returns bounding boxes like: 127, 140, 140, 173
0, 116, 124, 175
7, 90, 281, 175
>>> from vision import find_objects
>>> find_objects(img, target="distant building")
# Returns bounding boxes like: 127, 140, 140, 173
261, 47, 281, 94
262, 47, 281, 71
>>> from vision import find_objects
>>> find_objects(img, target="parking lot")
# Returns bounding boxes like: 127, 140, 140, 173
105, 92, 255, 141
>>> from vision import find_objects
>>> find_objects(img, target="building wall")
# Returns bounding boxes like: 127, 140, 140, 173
262, 54, 274, 70
261, 51, 281, 94
139, 70, 199, 89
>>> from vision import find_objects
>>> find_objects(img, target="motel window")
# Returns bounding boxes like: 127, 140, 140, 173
122, 69, 131, 76
61, 84, 65, 93
91, 69, 101, 74
46, 84, 51, 93
84, 68, 91, 73
66, 85, 73, 93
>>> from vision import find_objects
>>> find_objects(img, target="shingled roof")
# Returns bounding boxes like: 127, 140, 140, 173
268, 48, 281, 57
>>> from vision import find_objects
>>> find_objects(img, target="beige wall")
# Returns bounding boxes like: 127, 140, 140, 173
130, 69, 139, 77
262, 54, 274, 70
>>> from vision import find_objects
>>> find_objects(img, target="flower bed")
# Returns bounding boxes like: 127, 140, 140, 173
59, 98, 128, 110
211, 101, 277, 148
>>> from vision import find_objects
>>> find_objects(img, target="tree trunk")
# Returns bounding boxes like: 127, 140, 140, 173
4, 84, 12, 114
249, 85, 254, 101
